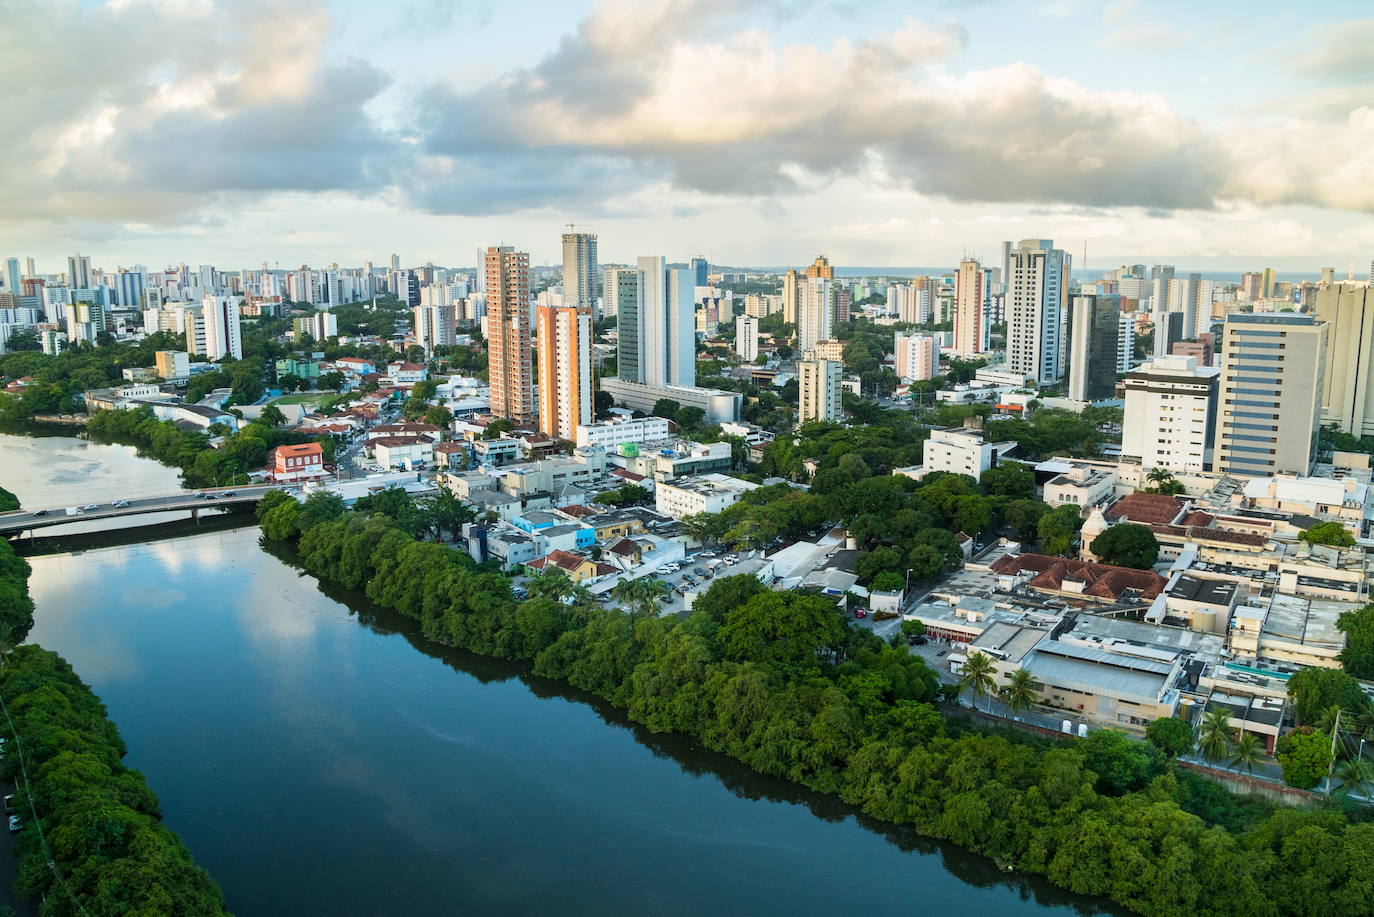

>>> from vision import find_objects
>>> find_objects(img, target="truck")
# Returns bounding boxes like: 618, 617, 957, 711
65, 507, 79, 516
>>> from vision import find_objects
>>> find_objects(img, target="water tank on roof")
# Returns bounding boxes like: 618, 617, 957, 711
619, 443, 639, 457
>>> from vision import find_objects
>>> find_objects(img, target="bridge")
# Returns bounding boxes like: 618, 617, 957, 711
0, 485, 277, 536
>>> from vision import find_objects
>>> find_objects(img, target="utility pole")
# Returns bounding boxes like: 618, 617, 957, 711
1325, 708, 1341, 795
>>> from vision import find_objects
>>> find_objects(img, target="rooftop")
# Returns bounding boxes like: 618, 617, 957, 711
1105, 492, 1185, 525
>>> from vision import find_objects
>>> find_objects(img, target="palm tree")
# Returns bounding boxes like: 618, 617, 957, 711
1229, 732, 1266, 776
1145, 468, 1174, 488
959, 651, 998, 714
527, 567, 575, 603
1000, 667, 1043, 717
1335, 756, 1374, 797
1198, 709, 1235, 764
610, 577, 670, 619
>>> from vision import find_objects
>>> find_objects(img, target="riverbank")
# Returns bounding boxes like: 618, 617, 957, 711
266, 496, 1374, 917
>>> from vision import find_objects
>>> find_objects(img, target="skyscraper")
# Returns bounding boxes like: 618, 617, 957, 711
486, 245, 534, 422
1066, 294, 1122, 402
3, 258, 19, 295
735, 314, 758, 362
67, 254, 91, 290
798, 277, 832, 354
200, 295, 243, 361
561, 232, 599, 316
1212, 313, 1325, 477
798, 353, 842, 425
953, 258, 986, 357
413, 303, 457, 353
893, 333, 938, 381
1121, 355, 1219, 474
1006, 239, 1070, 384
617, 257, 694, 389
1260, 267, 1276, 300
390, 253, 400, 273
690, 257, 708, 287
781, 269, 801, 325
804, 255, 834, 280
1317, 283, 1374, 438
537, 304, 593, 442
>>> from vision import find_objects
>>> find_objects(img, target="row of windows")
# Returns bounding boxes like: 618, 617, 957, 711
1223, 444, 1277, 455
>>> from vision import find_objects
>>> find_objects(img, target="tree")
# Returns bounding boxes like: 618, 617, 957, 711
693, 574, 768, 624
905, 544, 945, 582
319, 371, 345, 391
1287, 667, 1369, 725
1089, 523, 1159, 569
610, 577, 669, 619
1229, 732, 1266, 776
1145, 716, 1195, 760
0, 487, 18, 513
1000, 667, 1042, 716
420, 488, 476, 540
652, 398, 682, 419
871, 571, 904, 593
1334, 755, 1374, 796
899, 618, 925, 640
1337, 603, 1374, 679
423, 405, 454, 429
1300, 521, 1355, 548
1276, 728, 1333, 789
260, 404, 287, 427
980, 463, 1035, 499
1002, 499, 1046, 542
527, 567, 575, 603
1143, 468, 1184, 496
1078, 729, 1161, 793
679, 512, 728, 547
593, 390, 615, 418
1036, 503, 1082, 555
958, 651, 997, 713
717, 591, 843, 669
1197, 709, 1234, 764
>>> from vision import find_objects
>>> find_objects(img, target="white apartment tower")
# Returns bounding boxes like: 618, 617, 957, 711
561, 232, 599, 317
633, 256, 695, 388
798, 352, 842, 426
199, 295, 243, 361
413, 303, 457, 353
1006, 239, 1070, 384
735, 314, 759, 362
537, 305, 593, 442
798, 277, 832, 354
1121, 355, 1219, 474
954, 259, 987, 356
893, 332, 938, 381
604, 267, 637, 321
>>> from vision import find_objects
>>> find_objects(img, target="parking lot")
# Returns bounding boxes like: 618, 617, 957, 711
631, 549, 764, 616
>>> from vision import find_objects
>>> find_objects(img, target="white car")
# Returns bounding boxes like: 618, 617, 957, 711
7, 815, 20, 833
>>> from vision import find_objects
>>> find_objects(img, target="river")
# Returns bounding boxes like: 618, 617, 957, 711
4, 433, 1119, 916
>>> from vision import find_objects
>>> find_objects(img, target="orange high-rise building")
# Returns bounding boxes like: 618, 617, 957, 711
537, 304, 593, 442
486, 245, 533, 422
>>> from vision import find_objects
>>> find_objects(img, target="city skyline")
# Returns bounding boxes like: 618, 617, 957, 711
2, 0, 1372, 268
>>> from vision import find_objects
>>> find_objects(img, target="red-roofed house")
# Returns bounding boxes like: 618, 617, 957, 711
1104, 493, 1185, 526
990, 552, 1166, 603
524, 550, 618, 583
271, 442, 325, 483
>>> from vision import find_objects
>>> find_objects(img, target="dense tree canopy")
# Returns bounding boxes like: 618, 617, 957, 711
1090, 523, 1160, 569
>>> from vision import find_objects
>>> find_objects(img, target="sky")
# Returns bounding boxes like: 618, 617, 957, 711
2, 0, 1373, 273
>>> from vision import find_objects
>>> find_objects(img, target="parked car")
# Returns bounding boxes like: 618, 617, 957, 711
853, 608, 868, 619
908, 635, 928, 646
3, 795, 13, 814
693, 567, 706, 576
7, 816, 20, 833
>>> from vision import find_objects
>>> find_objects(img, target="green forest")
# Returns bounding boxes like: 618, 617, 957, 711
260, 489, 1374, 917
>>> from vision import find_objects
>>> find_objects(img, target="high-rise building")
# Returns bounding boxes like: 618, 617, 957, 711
798, 277, 832, 353
537, 304, 593, 442
561, 232, 599, 317
155, 350, 190, 381
486, 245, 534, 422
1212, 313, 1326, 477
23, 258, 35, 279
390, 253, 400, 273
805, 255, 834, 279
1006, 239, 1070, 384
953, 258, 987, 356
294, 311, 338, 344
782, 269, 801, 325
1066, 294, 1122, 402
893, 332, 938, 381
1320, 267, 1336, 286
690, 257, 708, 287
1117, 312, 1137, 374
832, 286, 852, 326
200, 295, 242, 361
66, 254, 91, 290
1121, 355, 1219, 474
1317, 283, 1374, 438
735, 314, 758, 362
3, 258, 20, 295
798, 352, 842, 425
1260, 267, 1276, 300
413, 303, 457, 353
604, 266, 637, 323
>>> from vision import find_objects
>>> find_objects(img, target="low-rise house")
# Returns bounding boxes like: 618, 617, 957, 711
271, 442, 326, 483
372, 436, 434, 469
655, 473, 760, 518
433, 442, 468, 468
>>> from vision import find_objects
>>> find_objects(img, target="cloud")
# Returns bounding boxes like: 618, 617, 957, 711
0, 0, 395, 226
1285, 18, 1374, 84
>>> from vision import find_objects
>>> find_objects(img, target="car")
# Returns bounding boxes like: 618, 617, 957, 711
32, 510, 46, 517
82, 504, 99, 511
908, 635, 928, 646
202, 494, 217, 500
3, 795, 13, 814
693, 567, 706, 576
223, 491, 237, 497
194, 492, 208, 498
725, 555, 739, 563
853, 608, 868, 619
7, 816, 20, 833
112, 500, 129, 508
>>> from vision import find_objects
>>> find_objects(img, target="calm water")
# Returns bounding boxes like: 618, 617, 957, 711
7, 434, 1118, 916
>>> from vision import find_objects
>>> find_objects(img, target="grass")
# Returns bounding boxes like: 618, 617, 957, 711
271, 392, 328, 405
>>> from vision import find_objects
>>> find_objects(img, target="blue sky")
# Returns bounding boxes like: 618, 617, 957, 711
3, 0, 1373, 272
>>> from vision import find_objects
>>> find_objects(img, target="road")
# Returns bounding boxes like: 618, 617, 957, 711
0, 485, 276, 534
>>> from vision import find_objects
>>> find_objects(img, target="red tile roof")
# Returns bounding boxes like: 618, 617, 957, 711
990, 553, 1166, 601
370, 435, 432, 447
559, 504, 598, 518
275, 442, 323, 458
433, 442, 466, 453
1105, 493, 1185, 526
528, 549, 589, 573
1179, 511, 1215, 527
610, 468, 647, 482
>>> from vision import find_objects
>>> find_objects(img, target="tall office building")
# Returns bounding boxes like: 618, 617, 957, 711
561, 232, 599, 316
114, 270, 146, 310
3, 259, 20, 295
413, 303, 457, 353
200, 295, 242, 361
1066, 294, 1122, 402
782, 269, 801, 325
805, 255, 834, 280
893, 332, 938, 381
953, 258, 987, 356
390, 254, 401, 273
604, 266, 637, 322
1117, 312, 1137, 373
1212, 313, 1325, 477
66, 254, 91, 290
1006, 239, 1070, 384
798, 352, 842, 426
1121, 355, 1219, 474
537, 304, 593, 442
1317, 283, 1374, 437
798, 277, 832, 354
690, 257, 708, 287
63, 300, 105, 345
486, 245, 534, 422
616, 257, 694, 390
735, 314, 758, 362
294, 311, 338, 343
1260, 267, 1276, 300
